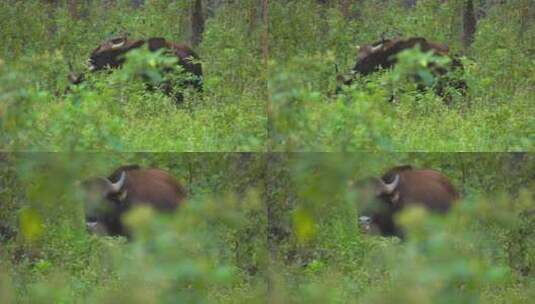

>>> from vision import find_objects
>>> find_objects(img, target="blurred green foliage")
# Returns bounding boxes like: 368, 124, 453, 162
266, 152, 535, 303
0, 0, 266, 151
269, 0, 534, 151
1, 0, 534, 303
1, 153, 534, 303
0, 153, 267, 303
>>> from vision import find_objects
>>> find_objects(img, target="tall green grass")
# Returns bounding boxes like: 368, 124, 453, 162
266, 152, 535, 303
0, 1, 266, 151
268, 1, 534, 151
0, 153, 267, 303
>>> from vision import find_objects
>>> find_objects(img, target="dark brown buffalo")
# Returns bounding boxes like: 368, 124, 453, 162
337, 36, 467, 101
356, 165, 460, 238
81, 165, 187, 237
69, 36, 203, 103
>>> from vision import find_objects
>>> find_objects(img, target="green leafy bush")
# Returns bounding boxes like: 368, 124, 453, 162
0, 153, 267, 303
0, 1, 266, 151
268, 1, 534, 151
266, 153, 535, 303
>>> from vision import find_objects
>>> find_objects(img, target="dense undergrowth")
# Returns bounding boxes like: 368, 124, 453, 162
267, 153, 535, 303
1, 153, 534, 303
269, 1, 534, 151
0, 1, 266, 151
0, 153, 267, 303
0, 0, 534, 303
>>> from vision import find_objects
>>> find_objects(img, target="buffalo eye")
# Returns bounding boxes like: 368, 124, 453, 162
111, 37, 124, 44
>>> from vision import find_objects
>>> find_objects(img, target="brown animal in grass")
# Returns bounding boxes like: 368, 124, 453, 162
81, 165, 187, 238
354, 165, 460, 238
69, 36, 203, 103
337, 37, 467, 101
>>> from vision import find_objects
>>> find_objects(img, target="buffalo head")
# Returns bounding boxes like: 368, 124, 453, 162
353, 165, 459, 238
81, 169, 129, 236
80, 165, 186, 237
86, 35, 145, 72
67, 36, 203, 103
337, 36, 467, 101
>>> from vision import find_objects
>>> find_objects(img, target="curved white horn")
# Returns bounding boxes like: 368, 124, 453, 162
382, 174, 399, 194
370, 43, 383, 52
111, 39, 126, 49
109, 171, 126, 193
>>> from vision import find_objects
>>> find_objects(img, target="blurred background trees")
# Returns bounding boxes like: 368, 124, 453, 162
1, 0, 534, 303
4, 152, 530, 302
0, 0, 268, 151
268, 0, 534, 151
265, 152, 535, 303
0, 153, 268, 303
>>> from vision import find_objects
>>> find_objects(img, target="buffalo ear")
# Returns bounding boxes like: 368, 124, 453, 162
117, 189, 128, 202
390, 191, 400, 204
147, 37, 168, 52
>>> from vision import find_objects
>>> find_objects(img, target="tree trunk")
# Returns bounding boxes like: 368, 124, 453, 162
402, 0, 417, 8
103, 0, 115, 9
68, 0, 79, 20
131, 0, 144, 8
190, 0, 205, 47
262, 0, 269, 65
316, 0, 329, 41
340, 0, 351, 19
518, 1, 535, 40
265, 153, 275, 301
43, 0, 59, 38
265, 153, 288, 303
462, 0, 477, 50
204, 0, 219, 18
248, 0, 258, 36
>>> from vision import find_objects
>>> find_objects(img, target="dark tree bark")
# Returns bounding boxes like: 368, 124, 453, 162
462, 0, 477, 50
42, 0, 58, 6
43, 0, 59, 38
265, 153, 289, 302
476, 0, 487, 18
262, 0, 269, 65
78, 0, 91, 19
265, 153, 276, 301
131, 0, 144, 8
248, 0, 258, 36
518, 1, 535, 40
190, 0, 205, 47
316, 0, 329, 41
204, 0, 219, 18
402, 0, 417, 8
477, 0, 508, 18
103, 0, 115, 9
68, 0, 79, 20
340, 0, 351, 19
